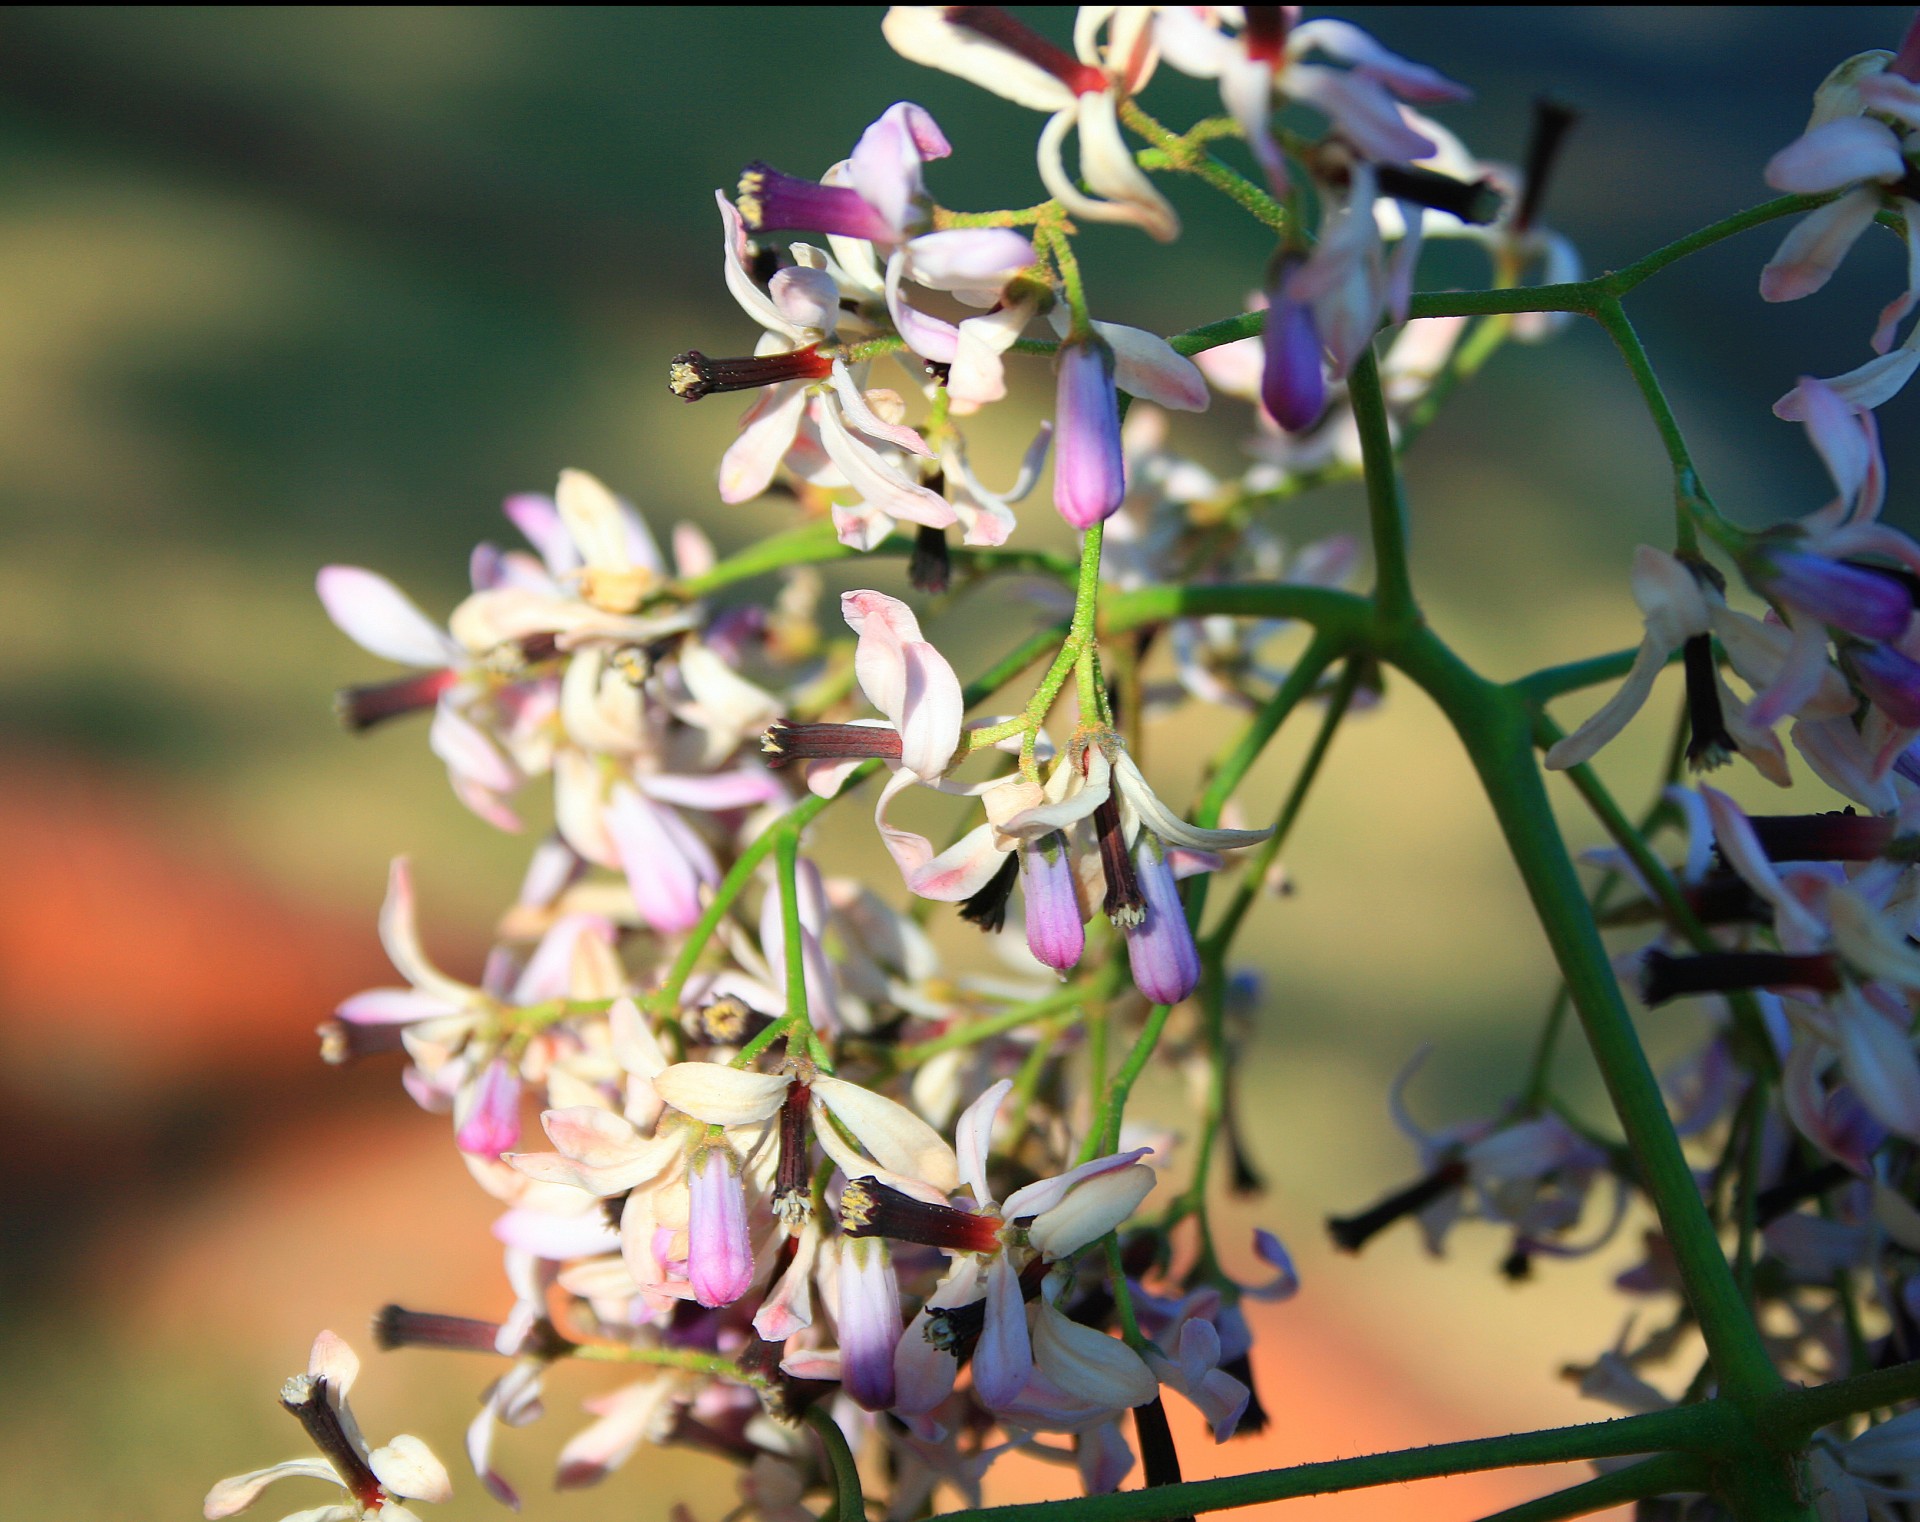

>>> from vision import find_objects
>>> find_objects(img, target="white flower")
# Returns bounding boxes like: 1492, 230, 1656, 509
205, 1332, 452, 1522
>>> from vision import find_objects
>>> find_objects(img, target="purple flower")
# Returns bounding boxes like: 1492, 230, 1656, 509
1259, 275, 1327, 431
1054, 336, 1126, 529
1849, 642, 1920, 727
1020, 831, 1086, 973
833, 1237, 903, 1410
1124, 839, 1201, 1005
1754, 549, 1912, 642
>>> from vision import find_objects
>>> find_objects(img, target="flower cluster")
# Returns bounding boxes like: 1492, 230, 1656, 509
204, 10, 1920, 1522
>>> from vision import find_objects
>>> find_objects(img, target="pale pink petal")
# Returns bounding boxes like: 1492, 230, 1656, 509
1765, 116, 1903, 194
636, 767, 786, 811
1096, 322, 1209, 411
1543, 636, 1673, 770
307, 1329, 361, 1393
719, 382, 809, 504
1777, 344, 1920, 417
1837, 991, 1920, 1142
1761, 188, 1880, 303
491, 1207, 620, 1260
883, 7, 1079, 112
816, 401, 955, 530
1024, 1162, 1155, 1257
317, 566, 460, 667
1004, 1148, 1153, 1223
378, 858, 474, 1008
429, 702, 520, 795
337, 987, 462, 1024
606, 786, 714, 935
503, 492, 579, 577
829, 361, 934, 457
885, 250, 960, 363
971, 1256, 1034, 1407
204, 1461, 341, 1519
1744, 610, 1833, 729
955, 1078, 1013, 1206
1291, 18, 1469, 102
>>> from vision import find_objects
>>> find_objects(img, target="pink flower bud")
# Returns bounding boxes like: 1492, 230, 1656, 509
1053, 336, 1126, 529
687, 1150, 755, 1309
1125, 840, 1201, 1005
455, 1058, 522, 1157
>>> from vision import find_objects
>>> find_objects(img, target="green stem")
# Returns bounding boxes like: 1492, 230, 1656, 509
1121, 98, 1287, 230
1395, 627, 1779, 1405
803, 1402, 865, 1522
568, 1345, 744, 1377
1470, 1453, 1710, 1522
1764, 1357, 1920, 1442
1346, 346, 1419, 629
775, 831, 826, 1068
887, 978, 1098, 1067
1589, 295, 1708, 554
1087, 1000, 1176, 1161
1602, 193, 1841, 296
934, 1404, 1734, 1522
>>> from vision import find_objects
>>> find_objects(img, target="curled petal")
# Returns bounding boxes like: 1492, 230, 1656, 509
955, 1078, 1013, 1206
653, 1065, 791, 1127
1543, 636, 1672, 770
882, 6, 1079, 112
719, 382, 809, 504
1028, 1300, 1157, 1409
816, 400, 955, 534
204, 1461, 341, 1519
1024, 1162, 1155, 1257
1004, 1147, 1153, 1222
1764, 116, 1903, 194
1776, 344, 1920, 417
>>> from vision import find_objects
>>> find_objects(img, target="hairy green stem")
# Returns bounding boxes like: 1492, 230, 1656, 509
1472, 1452, 1710, 1522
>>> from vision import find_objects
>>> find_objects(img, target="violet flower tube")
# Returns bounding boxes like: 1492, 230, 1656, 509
1021, 832, 1086, 973
1260, 277, 1327, 432
1053, 335, 1126, 529
835, 1238, 904, 1410
1125, 839, 1201, 1005
1753, 550, 1912, 642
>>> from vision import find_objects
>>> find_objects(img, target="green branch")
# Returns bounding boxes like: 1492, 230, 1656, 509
1471, 1452, 1710, 1522
934, 1404, 1733, 1522
1348, 345, 1418, 627
803, 1402, 866, 1522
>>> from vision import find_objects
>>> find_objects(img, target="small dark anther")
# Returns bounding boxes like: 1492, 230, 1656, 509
957, 848, 1020, 933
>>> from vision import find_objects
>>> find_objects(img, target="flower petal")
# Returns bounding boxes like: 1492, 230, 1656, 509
317, 566, 459, 668
814, 1074, 960, 1191
653, 1065, 791, 1127
367, 1435, 453, 1504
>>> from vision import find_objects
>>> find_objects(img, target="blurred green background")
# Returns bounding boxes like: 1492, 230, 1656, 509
0, 7, 1914, 1519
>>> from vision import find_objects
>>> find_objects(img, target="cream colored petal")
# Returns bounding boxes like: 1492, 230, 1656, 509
813, 1074, 960, 1191
368, 1435, 453, 1504
204, 1461, 339, 1519
1030, 1300, 1157, 1408
653, 1064, 792, 1127
556, 469, 632, 573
